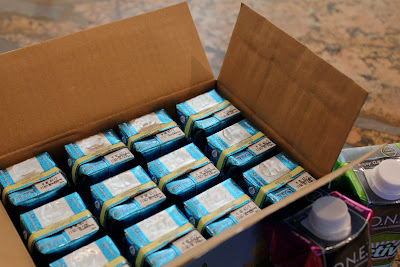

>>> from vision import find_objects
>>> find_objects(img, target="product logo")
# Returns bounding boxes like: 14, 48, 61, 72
372, 214, 400, 228
371, 240, 400, 259
94, 200, 101, 210
248, 186, 255, 196
189, 216, 196, 225
129, 245, 136, 256
333, 245, 368, 267
151, 175, 158, 184
381, 146, 397, 157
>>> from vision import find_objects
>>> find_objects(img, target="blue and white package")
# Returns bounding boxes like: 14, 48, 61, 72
206, 119, 276, 180
265, 172, 316, 204
20, 192, 100, 264
242, 152, 315, 208
65, 130, 135, 194
183, 178, 254, 237
205, 201, 260, 237
145, 229, 205, 267
49, 236, 128, 267
90, 166, 166, 238
119, 109, 186, 167
147, 143, 220, 203
176, 89, 242, 149
124, 205, 195, 266
0, 152, 69, 221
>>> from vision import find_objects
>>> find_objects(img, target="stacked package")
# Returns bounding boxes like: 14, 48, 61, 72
20, 192, 100, 265
148, 143, 220, 203
0, 153, 69, 223
119, 109, 186, 167
242, 152, 316, 208
65, 130, 135, 197
177, 89, 241, 150
0, 89, 355, 267
184, 179, 259, 237
90, 166, 166, 240
124, 205, 204, 266
50, 236, 128, 267
206, 119, 276, 180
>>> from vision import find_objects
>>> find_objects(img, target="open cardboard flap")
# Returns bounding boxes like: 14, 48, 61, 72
0, 2, 370, 266
0, 2, 214, 168
218, 4, 368, 178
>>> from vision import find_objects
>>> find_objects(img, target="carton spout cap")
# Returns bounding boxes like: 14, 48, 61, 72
367, 159, 400, 200
307, 196, 351, 241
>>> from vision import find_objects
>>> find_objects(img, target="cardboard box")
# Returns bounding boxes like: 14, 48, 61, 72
0, 2, 375, 266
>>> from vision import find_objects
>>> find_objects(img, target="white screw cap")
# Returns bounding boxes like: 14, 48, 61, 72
366, 159, 400, 200
307, 196, 351, 241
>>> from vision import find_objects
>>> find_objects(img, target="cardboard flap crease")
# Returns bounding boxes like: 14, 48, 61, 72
0, 2, 368, 266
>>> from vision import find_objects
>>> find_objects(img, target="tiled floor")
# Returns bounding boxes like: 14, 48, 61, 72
0, 0, 399, 263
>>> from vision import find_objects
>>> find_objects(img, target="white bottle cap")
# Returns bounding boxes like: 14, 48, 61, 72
307, 196, 351, 241
366, 159, 400, 200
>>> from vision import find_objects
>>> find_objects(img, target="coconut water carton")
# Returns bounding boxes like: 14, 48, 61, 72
242, 152, 316, 208
20, 192, 101, 265
206, 119, 276, 181
330, 143, 400, 266
183, 178, 259, 237
270, 192, 373, 267
176, 89, 242, 150
49, 236, 128, 267
124, 205, 199, 267
90, 166, 166, 241
65, 130, 135, 200
119, 109, 186, 168
148, 143, 220, 203
0, 152, 69, 224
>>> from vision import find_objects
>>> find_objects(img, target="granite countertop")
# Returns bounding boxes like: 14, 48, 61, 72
0, 0, 399, 263
0, 0, 399, 147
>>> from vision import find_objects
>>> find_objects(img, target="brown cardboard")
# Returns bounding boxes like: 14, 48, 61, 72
0, 2, 214, 168
0, 2, 368, 266
218, 4, 367, 178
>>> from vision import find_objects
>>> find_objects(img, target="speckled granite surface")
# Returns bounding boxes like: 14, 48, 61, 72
0, 1, 399, 264
1, 0, 399, 148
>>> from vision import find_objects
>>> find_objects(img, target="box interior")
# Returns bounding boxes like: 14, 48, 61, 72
0, 2, 367, 266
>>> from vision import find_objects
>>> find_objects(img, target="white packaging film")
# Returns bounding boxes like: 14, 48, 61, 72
136, 210, 179, 242
195, 183, 235, 213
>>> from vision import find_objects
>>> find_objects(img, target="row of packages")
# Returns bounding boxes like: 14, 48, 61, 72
0, 89, 399, 267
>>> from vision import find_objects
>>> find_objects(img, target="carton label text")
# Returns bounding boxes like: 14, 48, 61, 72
156, 127, 184, 143
134, 188, 165, 208
172, 230, 206, 254
104, 148, 134, 165
65, 217, 99, 241
214, 105, 240, 120
190, 163, 219, 183
34, 173, 66, 194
